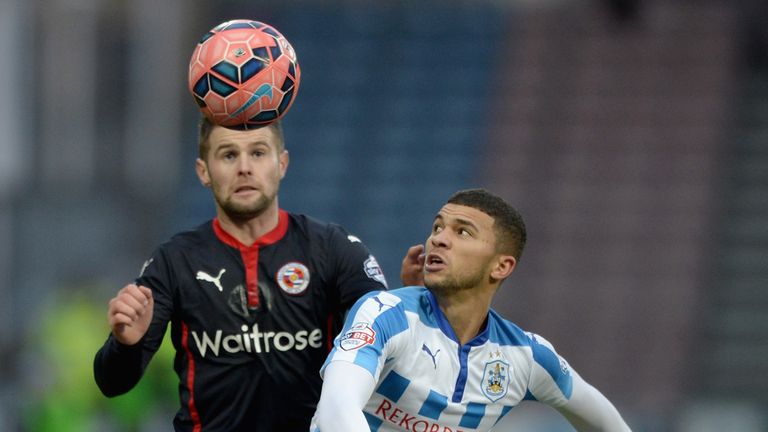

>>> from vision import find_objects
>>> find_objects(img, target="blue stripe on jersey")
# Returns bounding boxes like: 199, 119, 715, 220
345, 290, 385, 324
426, 290, 463, 342
493, 405, 514, 426
353, 346, 382, 374
351, 304, 411, 375
391, 287, 441, 329
486, 309, 531, 346
459, 402, 486, 429
452, 344, 471, 403
376, 370, 411, 402
365, 412, 383, 431
451, 325, 492, 404
531, 340, 573, 398
373, 302, 411, 343
523, 389, 537, 401
417, 389, 448, 420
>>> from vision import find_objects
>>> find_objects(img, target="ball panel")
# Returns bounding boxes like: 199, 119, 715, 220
209, 75, 236, 97
212, 61, 239, 84
241, 58, 266, 83
192, 75, 210, 98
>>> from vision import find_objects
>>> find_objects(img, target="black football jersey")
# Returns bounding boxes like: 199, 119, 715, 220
94, 210, 388, 431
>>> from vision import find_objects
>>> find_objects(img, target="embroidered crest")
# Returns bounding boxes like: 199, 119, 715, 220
276, 262, 310, 295
481, 359, 510, 402
339, 322, 376, 351
364, 255, 387, 287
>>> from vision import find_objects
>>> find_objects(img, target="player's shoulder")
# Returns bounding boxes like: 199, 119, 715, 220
350, 286, 427, 317
486, 309, 541, 348
158, 220, 215, 251
371, 286, 428, 309
287, 211, 337, 233
286, 212, 352, 242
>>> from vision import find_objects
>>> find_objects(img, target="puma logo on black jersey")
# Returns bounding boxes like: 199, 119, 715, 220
196, 268, 226, 292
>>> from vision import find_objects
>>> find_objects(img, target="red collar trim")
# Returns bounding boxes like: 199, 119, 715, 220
212, 210, 289, 249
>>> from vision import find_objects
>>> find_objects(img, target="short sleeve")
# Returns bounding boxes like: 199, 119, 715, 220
321, 291, 410, 382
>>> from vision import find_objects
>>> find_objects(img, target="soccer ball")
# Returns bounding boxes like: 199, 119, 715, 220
188, 19, 301, 129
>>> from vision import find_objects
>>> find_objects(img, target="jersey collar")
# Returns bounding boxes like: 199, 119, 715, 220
212, 209, 289, 249
426, 289, 490, 347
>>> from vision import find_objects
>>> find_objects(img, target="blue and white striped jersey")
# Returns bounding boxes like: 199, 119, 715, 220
320, 286, 574, 431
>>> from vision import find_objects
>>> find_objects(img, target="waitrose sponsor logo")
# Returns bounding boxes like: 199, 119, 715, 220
190, 324, 323, 357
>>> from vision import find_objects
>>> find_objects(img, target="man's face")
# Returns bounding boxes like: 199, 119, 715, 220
423, 203, 498, 294
195, 124, 288, 221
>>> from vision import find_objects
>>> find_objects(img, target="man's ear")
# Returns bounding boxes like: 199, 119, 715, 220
195, 158, 211, 187
491, 255, 516, 281
279, 150, 289, 179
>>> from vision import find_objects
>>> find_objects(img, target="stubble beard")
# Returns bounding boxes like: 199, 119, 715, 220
424, 266, 485, 297
217, 189, 277, 222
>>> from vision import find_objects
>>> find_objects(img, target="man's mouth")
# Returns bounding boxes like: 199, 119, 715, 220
424, 253, 446, 272
234, 185, 257, 194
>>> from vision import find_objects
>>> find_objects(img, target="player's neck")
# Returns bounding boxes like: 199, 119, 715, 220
435, 288, 493, 345
217, 204, 280, 246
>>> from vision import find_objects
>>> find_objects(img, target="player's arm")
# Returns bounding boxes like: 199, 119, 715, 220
313, 361, 375, 431
94, 252, 173, 397
93, 283, 154, 396
555, 368, 631, 431
526, 333, 630, 431
312, 291, 404, 431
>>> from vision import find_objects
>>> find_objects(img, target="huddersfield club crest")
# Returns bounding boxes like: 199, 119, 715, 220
276, 262, 310, 295
481, 360, 510, 402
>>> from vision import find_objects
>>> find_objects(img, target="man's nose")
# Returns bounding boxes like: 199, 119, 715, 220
430, 230, 450, 248
237, 156, 253, 175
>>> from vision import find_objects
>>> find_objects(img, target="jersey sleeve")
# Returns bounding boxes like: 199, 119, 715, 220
326, 225, 388, 308
525, 332, 574, 408
311, 360, 376, 431
93, 247, 175, 396
555, 368, 632, 430
320, 290, 409, 382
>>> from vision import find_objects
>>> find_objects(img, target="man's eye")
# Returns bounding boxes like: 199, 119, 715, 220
459, 228, 471, 237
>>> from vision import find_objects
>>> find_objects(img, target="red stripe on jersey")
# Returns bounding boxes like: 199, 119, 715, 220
242, 248, 259, 307
212, 210, 290, 308
181, 322, 202, 431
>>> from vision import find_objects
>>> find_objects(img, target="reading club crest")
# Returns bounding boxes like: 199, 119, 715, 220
481, 360, 510, 402
276, 262, 310, 295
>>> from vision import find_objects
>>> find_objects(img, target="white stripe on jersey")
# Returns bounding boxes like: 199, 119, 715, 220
321, 287, 573, 431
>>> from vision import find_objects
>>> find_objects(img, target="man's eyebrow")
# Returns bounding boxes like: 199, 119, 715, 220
213, 142, 236, 151
453, 217, 479, 231
433, 213, 479, 231
214, 140, 270, 149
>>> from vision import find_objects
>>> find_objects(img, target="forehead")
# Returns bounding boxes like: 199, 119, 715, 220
436, 203, 494, 229
208, 125, 279, 149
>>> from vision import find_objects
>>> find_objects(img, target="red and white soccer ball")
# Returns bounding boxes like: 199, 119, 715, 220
188, 19, 301, 129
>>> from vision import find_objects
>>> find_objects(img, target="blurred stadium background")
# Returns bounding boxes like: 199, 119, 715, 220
1, 0, 767, 430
